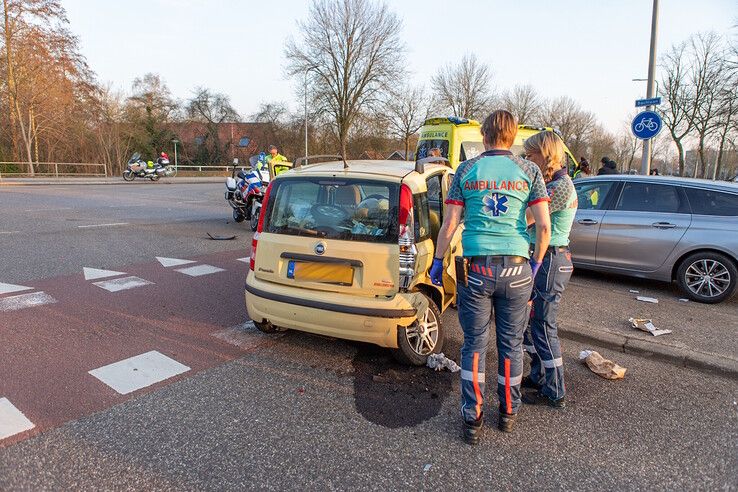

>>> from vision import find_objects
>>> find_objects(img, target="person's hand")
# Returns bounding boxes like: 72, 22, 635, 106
429, 258, 444, 286
529, 259, 542, 279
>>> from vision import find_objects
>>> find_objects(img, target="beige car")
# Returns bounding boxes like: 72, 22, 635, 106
245, 158, 462, 364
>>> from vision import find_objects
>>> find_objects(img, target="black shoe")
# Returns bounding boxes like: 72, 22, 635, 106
521, 376, 541, 391
522, 391, 566, 409
462, 416, 483, 445
497, 409, 516, 433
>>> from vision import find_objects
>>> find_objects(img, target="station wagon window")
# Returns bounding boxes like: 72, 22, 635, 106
615, 182, 687, 214
414, 193, 430, 242
574, 181, 614, 210
265, 178, 399, 243
426, 174, 443, 242
416, 140, 449, 160
684, 188, 738, 216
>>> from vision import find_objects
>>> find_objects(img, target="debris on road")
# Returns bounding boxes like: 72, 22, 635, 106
678, 298, 690, 302
423, 464, 432, 473
426, 353, 460, 373
579, 350, 626, 380
207, 233, 236, 240
629, 289, 640, 294
629, 317, 672, 337
636, 296, 659, 304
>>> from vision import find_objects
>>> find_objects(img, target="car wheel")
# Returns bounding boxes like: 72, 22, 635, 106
253, 320, 281, 334
677, 252, 737, 304
392, 294, 444, 366
233, 209, 245, 223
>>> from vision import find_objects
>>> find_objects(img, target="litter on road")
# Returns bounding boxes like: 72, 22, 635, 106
678, 298, 690, 302
579, 350, 627, 380
426, 353, 460, 373
628, 317, 672, 337
207, 233, 236, 240
636, 296, 659, 304
629, 289, 640, 294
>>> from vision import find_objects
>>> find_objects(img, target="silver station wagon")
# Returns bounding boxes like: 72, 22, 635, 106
570, 175, 738, 303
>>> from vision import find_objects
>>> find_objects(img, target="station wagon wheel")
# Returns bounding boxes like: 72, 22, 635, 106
677, 252, 738, 304
393, 294, 445, 366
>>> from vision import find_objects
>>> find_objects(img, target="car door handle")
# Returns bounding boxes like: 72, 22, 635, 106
651, 222, 677, 229
577, 219, 598, 225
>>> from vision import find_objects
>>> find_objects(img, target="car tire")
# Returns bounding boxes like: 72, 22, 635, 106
676, 251, 737, 304
253, 319, 280, 334
392, 294, 444, 366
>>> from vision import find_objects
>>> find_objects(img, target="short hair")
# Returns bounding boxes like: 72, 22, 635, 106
601, 156, 610, 164
429, 147, 442, 157
269, 145, 278, 151
481, 110, 517, 148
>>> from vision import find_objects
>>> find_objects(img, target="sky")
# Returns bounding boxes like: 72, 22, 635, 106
64, 0, 736, 134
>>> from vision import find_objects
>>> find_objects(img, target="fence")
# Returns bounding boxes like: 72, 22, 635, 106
0, 162, 108, 178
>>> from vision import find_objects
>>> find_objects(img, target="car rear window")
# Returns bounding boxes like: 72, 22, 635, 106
684, 188, 738, 216
416, 139, 449, 160
264, 178, 399, 243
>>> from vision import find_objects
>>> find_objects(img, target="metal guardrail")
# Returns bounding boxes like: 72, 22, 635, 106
173, 165, 231, 172
0, 162, 108, 178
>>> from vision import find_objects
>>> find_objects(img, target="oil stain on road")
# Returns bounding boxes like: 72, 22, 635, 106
351, 344, 454, 428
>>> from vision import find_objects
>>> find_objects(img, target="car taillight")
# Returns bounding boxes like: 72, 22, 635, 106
250, 182, 273, 271
398, 184, 416, 290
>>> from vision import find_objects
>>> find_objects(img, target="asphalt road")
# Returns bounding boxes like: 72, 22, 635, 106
1, 183, 736, 490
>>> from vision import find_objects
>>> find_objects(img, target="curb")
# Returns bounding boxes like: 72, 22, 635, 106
558, 324, 738, 381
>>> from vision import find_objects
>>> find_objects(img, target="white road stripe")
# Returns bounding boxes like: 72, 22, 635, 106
0, 231, 20, 235
92, 276, 153, 292
83, 267, 127, 281
0, 292, 57, 312
88, 350, 190, 395
235, 258, 250, 263
0, 282, 33, 295
77, 222, 129, 229
0, 398, 35, 440
175, 264, 225, 277
156, 256, 196, 267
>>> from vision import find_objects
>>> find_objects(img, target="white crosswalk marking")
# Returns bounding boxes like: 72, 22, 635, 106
83, 267, 127, 281
156, 257, 196, 267
92, 276, 154, 292
88, 351, 190, 395
0, 398, 35, 440
0, 282, 33, 295
175, 264, 225, 277
0, 292, 57, 312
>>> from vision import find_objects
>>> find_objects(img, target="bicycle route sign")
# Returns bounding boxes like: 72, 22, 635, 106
631, 110, 662, 140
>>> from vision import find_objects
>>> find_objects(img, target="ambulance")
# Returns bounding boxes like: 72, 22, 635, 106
415, 116, 579, 171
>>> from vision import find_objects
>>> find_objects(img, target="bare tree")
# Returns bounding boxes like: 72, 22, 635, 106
687, 32, 725, 178
660, 41, 696, 176
285, 0, 405, 159
186, 87, 239, 164
539, 96, 595, 158
613, 128, 640, 173
127, 73, 178, 157
382, 85, 431, 160
431, 53, 492, 120
500, 84, 541, 124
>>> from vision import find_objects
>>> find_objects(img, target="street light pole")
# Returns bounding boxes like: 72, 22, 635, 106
640, 0, 659, 175
172, 139, 179, 173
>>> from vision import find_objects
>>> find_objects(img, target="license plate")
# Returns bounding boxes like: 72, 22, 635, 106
287, 260, 353, 286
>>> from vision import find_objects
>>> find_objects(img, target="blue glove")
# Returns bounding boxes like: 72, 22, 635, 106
430, 258, 444, 286
529, 259, 542, 279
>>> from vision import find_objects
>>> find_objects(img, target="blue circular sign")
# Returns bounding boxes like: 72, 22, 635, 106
631, 110, 663, 139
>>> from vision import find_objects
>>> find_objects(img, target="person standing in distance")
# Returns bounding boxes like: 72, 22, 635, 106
430, 110, 552, 444
521, 131, 578, 408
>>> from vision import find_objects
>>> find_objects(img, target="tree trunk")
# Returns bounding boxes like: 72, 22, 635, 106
4, 0, 18, 162
674, 139, 685, 176
404, 137, 410, 162
713, 139, 725, 181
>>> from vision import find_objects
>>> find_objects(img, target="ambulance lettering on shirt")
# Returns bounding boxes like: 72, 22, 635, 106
463, 180, 530, 192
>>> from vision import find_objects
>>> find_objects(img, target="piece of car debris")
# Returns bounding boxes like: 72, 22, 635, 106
628, 317, 672, 337
207, 233, 236, 240
579, 350, 626, 380
636, 296, 658, 304
678, 298, 689, 302
629, 289, 640, 294
426, 353, 460, 373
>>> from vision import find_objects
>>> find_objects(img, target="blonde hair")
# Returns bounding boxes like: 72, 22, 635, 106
481, 110, 517, 148
523, 131, 565, 181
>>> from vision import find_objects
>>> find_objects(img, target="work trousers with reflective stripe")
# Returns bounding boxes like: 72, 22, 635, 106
524, 248, 574, 400
458, 256, 534, 422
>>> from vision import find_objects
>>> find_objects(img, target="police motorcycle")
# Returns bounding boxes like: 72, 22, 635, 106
123, 153, 176, 181
225, 153, 268, 231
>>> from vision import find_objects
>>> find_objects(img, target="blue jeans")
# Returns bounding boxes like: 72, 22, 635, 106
523, 248, 574, 400
458, 256, 534, 422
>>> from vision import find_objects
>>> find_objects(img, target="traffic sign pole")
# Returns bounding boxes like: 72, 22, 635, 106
640, 0, 659, 175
